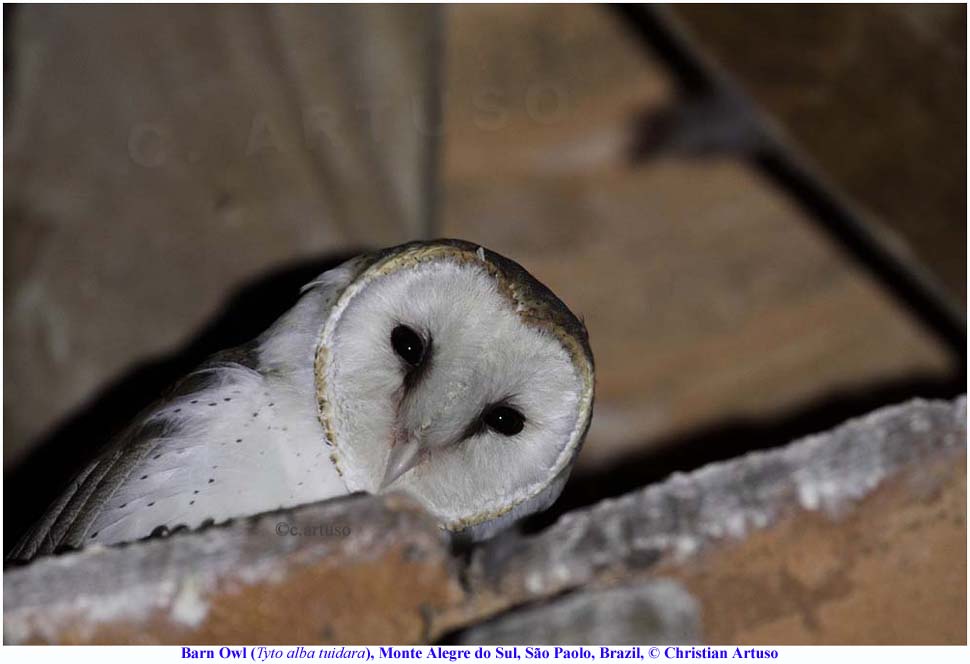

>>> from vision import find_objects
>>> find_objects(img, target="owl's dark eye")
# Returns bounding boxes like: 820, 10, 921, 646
391, 324, 425, 367
483, 405, 526, 437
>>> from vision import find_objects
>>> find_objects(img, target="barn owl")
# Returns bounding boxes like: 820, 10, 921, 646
10, 239, 594, 560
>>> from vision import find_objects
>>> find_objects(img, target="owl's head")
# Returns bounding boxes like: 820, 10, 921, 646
315, 240, 594, 541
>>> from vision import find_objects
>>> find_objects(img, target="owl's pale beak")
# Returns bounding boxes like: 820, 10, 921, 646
381, 437, 423, 490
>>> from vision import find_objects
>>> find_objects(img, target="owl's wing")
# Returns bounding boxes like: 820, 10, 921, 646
7, 350, 264, 561
9, 255, 371, 562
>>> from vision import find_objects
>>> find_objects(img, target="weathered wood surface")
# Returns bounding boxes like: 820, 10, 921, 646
4, 493, 463, 644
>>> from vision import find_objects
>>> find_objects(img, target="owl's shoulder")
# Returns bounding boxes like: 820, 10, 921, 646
8, 256, 371, 561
